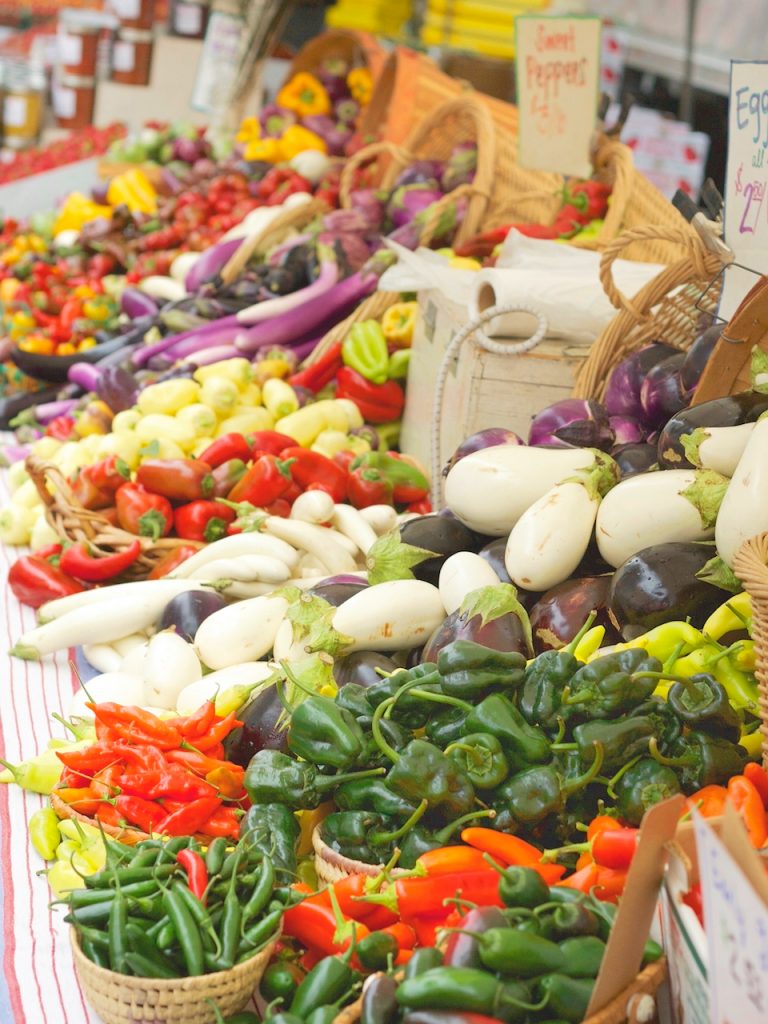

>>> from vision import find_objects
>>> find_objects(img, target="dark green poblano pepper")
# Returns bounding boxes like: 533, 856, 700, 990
384, 739, 476, 817
666, 672, 743, 743
493, 742, 604, 826
563, 649, 663, 720
614, 757, 682, 826
437, 639, 526, 699
286, 694, 366, 769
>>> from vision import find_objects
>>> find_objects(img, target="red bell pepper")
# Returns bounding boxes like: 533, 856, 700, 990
248, 431, 299, 457
198, 433, 253, 468
226, 454, 295, 506
81, 455, 130, 493
280, 447, 349, 503
115, 482, 173, 541
335, 366, 405, 423
8, 555, 84, 608
174, 500, 236, 542
210, 459, 248, 498
60, 539, 142, 583
289, 341, 344, 393
347, 467, 393, 508
136, 458, 215, 503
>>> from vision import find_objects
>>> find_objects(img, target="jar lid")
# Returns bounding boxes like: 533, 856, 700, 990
59, 73, 97, 88
60, 8, 119, 31
116, 27, 155, 43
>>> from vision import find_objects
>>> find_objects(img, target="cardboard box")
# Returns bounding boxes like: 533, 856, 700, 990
400, 290, 590, 473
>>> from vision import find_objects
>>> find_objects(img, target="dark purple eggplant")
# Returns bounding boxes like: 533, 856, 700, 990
306, 578, 368, 606
608, 541, 729, 640
529, 399, 614, 450
612, 442, 658, 478
399, 515, 480, 586
10, 332, 131, 384
158, 590, 227, 643
639, 352, 690, 430
0, 385, 64, 429
604, 343, 679, 419
443, 428, 524, 477
223, 684, 287, 766
477, 538, 513, 585
656, 391, 768, 469
333, 651, 398, 688
609, 415, 644, 445
680, 324, 722, 392
96, 365, 139, 412
529, 576, 620, 653
422, 603, 530, 661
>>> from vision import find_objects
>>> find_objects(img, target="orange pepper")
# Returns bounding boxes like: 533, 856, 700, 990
687, 784, 728, 818
576, 850, 595, 871
559, 862, 600, 893
727, 775, 768, 847
744, 762, 768, 808
461, 827, 546, 866
587, 815, 624, 841
416, 846, 492, 876
592, 866, 628, 903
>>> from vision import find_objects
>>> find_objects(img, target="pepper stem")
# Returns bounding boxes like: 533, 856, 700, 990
404, 688, 472, 711
500, 990, 551, 1013
540, 841, 591, 864
371, 798, 429, 846
563, 741, 605, 797
605, 754, 643, 799
434, 808, 496, 845
648, 736, 694, 767
552, 716, 567, 744
563, 611, 598, 656
315, 766, 386, 791
371, 697, 401, 763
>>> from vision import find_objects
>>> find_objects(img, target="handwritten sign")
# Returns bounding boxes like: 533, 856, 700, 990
515, 16, 602, 178
721, 61, 768, 318
693, 809, 768, 1024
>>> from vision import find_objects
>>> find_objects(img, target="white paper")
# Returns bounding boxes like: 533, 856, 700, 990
58, 33, 82, 67
53, 87, 76, 120
111, 0, 140, 18
721, 60, 768, 319
693, 810, 768, 1024
515, 15, 602, 178
174, 3, 203, 35
191, 11, 243, 114
112, 40, 135, 73
3, 96, 28, 129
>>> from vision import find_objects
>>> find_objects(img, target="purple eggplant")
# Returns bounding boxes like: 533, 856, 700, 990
301, 115, 351, 156
171, 136, 205, 164
120, 287, 158, 319
158, 590, 227, 643
306, 578, 367, 606
528, 399, 614, 450
393, 160, 444, 190
609, 415, 644, 446
399, 515, 480, 586
639, 353, 690, 430
259, 103, 297, 138
387, 184, 444, 229
333, 651, 398, 689
680, 324, 722, 393
441, 141, 477, 191
443, 907, 508, 968
443, 428, 524, 476
477, 538, 513, 585
349, 189, 388, 231
223, 684, 287, 766
96, 365, 139, 412
656, 392, 768, 469
529, 576, 620, 653
612, 442, 658, 478
317, 59, 349, 103
604, 343, 679, 418
422, 602, 530, 661
185, 237, 243, 292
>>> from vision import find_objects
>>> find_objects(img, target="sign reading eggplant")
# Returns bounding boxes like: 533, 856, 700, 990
515, 15, 602, 179
721, 61, 768, 319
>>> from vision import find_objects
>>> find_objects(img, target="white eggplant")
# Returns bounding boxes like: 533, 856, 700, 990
67, 672, 147, 720
170, 533, 300, 578
112, 633, 151, 658
438, 553, 501, 614
175, 662, 275, 716
716, 417, 768, 566
214, 581, 278, 599
81, 643, 123, 674
264, 516, 357, 575
680, 422, 756, 477
120, 640, 150, 676
596, 469, 728, 568
290, 491, 335, 524
505, 455, 618, 591
194, 595, 288, 670
38, 579, 206, 623
332, 504, 378, 556
444, 445, 598, 535
272, 619, 294, 661
333, 580, 445, 652
359, 505, 399, 535
189, 555, 291, 584
142, 631, 203, 709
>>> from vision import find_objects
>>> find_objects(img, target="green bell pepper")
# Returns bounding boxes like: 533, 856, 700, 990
384, 738, 475, 816
333, 777, 418, 818
519, 649, 580, 732
613, 756, 681, 826
335, 682, 375, 720
466, 693, 551, 765
493, 742, 604, 826
387, 349, 411, 380
563, 649, 663, 719
342, 319, 390, 384
239, 803, 300, 878
445, 732, 509, 789
287, 694, 366, 768
570, 715, 656, 771
649, 730, 748, 790
667, 672, 743, 742
437, 639, 526, 699
320, 800, 428, 864
244, 749, 384, 809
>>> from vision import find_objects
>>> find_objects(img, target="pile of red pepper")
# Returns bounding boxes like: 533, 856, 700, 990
53, 700, 246, 840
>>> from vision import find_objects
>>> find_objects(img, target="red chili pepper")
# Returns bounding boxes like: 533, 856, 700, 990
60, 539, 142, 583
280, 447, 349, 503
46, 415, 76, 441
177, 848, 208, 901
409, 915, 450, 947
54, 787, 101, 817
32, 543, 63, 560
159, 796, 222, 836
8, 555, 84, 608
177, 701, 217, 740
227, 454, 295, 506
96, 802, 125, 828
198, 433, 253, 468
744, 762, 768, 808
87, 703, 182, 750
282, 899, 370, 957
147, 544, 199, 579
166, 747, 244, 777
347, 467, 393, 508
460, 828, 565, 883
115, 482, 173, 541
174, 500, 236, 542
81, 455, 130, 494
199, 806, 241, 840
210, 459, 248, 499
136, 458, 215, 503
381, 922, 417, 950
56, 743, 120, 773
289, 341, 343, 393
592, 866, 628, 903
188, 711, 243, 751
727, 775, 768, 847
591, 827, 639, 870
367, 871, 503, 919
119, 768, 215, 802
335, 367, 405, 424
416, 846, 492, 877
248, 431, 298, 457
406, 498, 432, 514
687, 784, 727, 818
114, 794, 167, 833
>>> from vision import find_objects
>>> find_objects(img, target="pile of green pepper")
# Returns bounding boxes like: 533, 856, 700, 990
243, 636, 751, 865
63, 832, 294, 978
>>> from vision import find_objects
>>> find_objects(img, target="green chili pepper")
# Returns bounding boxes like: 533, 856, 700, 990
538, 903, 600, 940
395, 967, 539, 1017
563, 649, 662, 719
242, 854, 275, 924
125, 951, 180, 979
357, 930, 399, 971
70, 878, 166, 906
306, 1008, 340, 1024
206, 837, 228, 876
244, 750, 384, 810
80, 935, 109, 969
83, 864, 175, 890
403, 946, 444, 980
290, 946, 358, 1018
445, 732, 509, 789
342, 319, 390, 384
287, 694, 367, 769
485, 863, 551, 909
215, 851, 243, 969
170, 879, 219, 955
162, 885, 205, 976
240, 907, 283, 952
535, 973, 594, 1023
649, 731, 748, 790
558, 936, 606, 978
65, 895, 159, 927
108, 891, 128, 973
384, 739, 475, 816
519, 650, 580, 731
124, 922, 180, 975
437, 640, 526, 699
466, 694, 551, 765
494, 742, 604, 825
361, 972, 398, 1024
614, 757, 682, 826
666, 672, 743, 741
475, 928, 565, 977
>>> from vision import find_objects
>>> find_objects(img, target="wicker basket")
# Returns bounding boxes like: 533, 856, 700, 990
25, 458, 202, 582
50, 791, 215, 847
312, 825, 408, 884
71, 927, 276, 1024
572, 224, 725, 402
285, 28, 386, 86
732, 533, 768, 765
341, 96, 495, 246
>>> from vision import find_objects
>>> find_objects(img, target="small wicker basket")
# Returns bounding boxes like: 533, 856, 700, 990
71, 927, 276, 1024
732, 533, 768, 765
50, 791, 213, 847
285, 28, 386, 88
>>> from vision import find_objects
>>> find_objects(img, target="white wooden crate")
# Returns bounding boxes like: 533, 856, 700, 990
401, 289, 592, 471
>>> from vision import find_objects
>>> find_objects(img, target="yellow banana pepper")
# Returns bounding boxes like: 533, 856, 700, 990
703, 592, 752, 640
572, 625, 606, 664
381, 302, 419, 348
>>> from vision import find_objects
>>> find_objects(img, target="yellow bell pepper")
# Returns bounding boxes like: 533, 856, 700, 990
703, 592, 752, 641
236, 116, 261, 145
311, 430, 370, 458
53, 192, 112, 235
347, 67, 373, 106
244, 137, 284, 163
137, 378, 202, 416
194, 357, 253, 390
107, 168, 157, 215
251, 357, 292, 384
277, 72, 331, 117
0, 277, 21, 302
279, 125, 328, 160
381, 302, 419, 348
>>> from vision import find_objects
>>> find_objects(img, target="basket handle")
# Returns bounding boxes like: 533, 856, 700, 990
219, 197, 327, 286
731, 533, 768, 768
339, 140, 408, 209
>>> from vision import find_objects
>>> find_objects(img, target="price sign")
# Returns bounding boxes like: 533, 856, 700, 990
515, 16, 602, 178
693, 810, 768, 1024
721, 61, 768, 318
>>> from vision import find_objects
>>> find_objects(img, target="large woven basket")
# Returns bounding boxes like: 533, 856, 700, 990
572, 224, 725, 402
285, 28, 386, 86
732, 533, 768, 765
340, 96, 496, 245
25, 458, 202, 581
71, 927, 276, 1024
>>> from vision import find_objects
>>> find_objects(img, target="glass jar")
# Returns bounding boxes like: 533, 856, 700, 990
111, 28, 154, 86
3, 61, 45, 150
53, 74, 97, 130
108, 0, 156, 32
